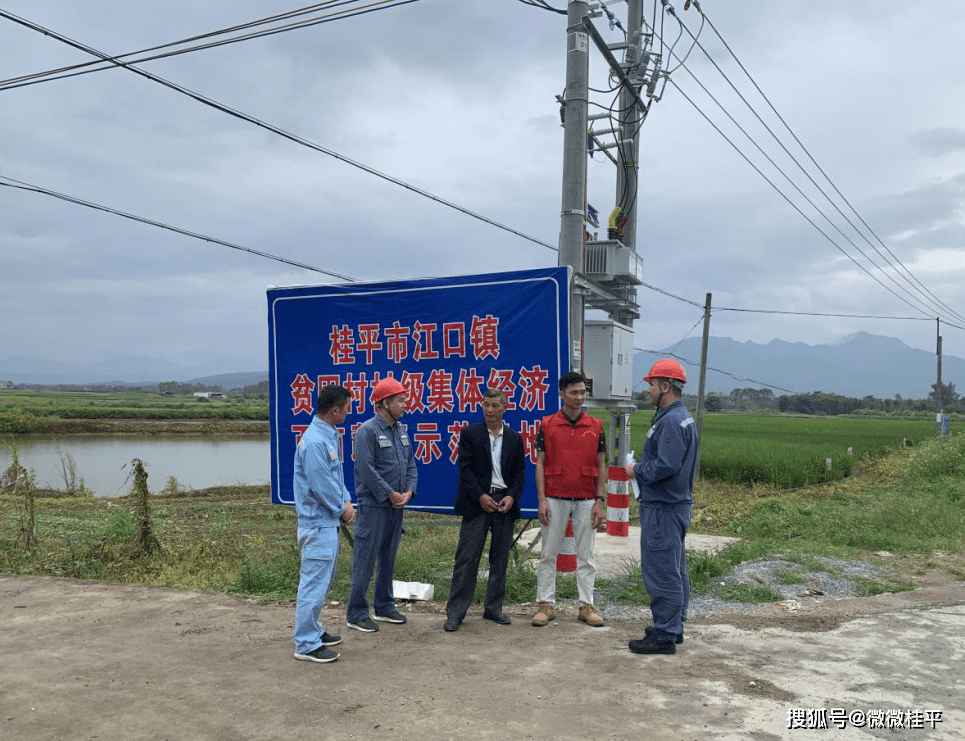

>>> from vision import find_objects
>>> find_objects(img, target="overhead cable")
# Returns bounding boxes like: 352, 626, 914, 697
0, 9, 558, 254
667, 62, 952, 322
638, 280, 705, 309
516, 0, 567, 15
665, 10, 965, 326
715, 306, 957, 325
665, 78, 935, 321
697, 11, 965, 327
634, 346, 804, 395
639, 280, 963, 328
0, 174, 358, 281
0, 0, 424, 92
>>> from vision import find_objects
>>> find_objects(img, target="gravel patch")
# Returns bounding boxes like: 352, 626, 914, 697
594, 554, 890, 622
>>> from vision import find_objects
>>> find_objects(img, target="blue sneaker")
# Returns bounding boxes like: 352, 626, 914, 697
347, 617, 379, 632
294, 646, 339, 663
373, 610, 407, 624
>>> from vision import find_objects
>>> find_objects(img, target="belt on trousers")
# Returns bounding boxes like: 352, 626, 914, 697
490, 487, 507, 495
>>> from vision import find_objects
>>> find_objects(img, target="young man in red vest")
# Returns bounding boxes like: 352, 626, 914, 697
532, 371, 607, 628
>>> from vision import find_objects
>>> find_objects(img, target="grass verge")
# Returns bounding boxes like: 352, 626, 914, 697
2, 434, 963, 607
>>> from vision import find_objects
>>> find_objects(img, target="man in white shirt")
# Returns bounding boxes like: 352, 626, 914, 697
444, 389, 526, 632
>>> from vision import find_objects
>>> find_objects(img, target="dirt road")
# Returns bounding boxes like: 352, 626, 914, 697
3, 574, 964, 740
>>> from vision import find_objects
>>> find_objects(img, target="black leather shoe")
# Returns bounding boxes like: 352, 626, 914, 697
444, 617, 462, 632
628, 635, 676, 655
482, 611, 512, 625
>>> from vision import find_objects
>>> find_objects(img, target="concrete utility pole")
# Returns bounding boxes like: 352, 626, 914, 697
613, 0, 643, 272
607, 0, 645, 473
558, 2, 650, 479
559, 0, 591, 373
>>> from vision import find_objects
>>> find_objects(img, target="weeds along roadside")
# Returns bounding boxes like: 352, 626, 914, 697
2, 434, 964, 604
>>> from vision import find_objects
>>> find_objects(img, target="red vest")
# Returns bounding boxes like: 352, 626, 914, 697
541, 411, 602, 500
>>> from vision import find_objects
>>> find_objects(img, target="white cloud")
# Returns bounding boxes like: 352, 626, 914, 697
2, 0, 965, 377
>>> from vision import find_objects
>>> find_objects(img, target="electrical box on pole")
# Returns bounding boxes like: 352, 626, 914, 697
583, 239, 644, 284
584, 319, 635, 399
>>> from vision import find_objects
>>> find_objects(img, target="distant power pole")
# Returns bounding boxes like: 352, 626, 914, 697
936, 318, 943, 402
559, 0, 591, 372
936, 318, 943, 436
693, 293, 712, 480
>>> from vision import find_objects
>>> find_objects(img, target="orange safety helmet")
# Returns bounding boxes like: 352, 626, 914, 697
643, 359, 687, 385
370, 377, 405, 404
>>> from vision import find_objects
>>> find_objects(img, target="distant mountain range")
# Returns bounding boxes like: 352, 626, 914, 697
2, 332, 961, 398
632, 332, 962, 399
0, 355, 266, 390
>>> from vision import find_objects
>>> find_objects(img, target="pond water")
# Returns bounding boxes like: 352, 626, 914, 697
1, 436, 270, 497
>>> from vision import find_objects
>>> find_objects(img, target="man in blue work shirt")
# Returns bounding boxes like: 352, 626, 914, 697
625, 359, 697, 655
293, 384, 355, 664
346, 377, 417, 633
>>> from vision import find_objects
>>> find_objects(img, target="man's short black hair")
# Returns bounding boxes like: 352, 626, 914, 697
317, 384, 351, 415
483, 387, 507, 404
558, 371, 587, 393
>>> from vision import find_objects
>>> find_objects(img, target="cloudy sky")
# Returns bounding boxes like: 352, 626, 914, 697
2, 0, 964, 381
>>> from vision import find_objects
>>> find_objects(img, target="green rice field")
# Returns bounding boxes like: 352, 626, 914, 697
0, 389, 267, 433
627, 413, 938, 489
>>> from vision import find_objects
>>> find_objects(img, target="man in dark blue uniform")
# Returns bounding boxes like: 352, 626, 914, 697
347, 377, 417, 633
625, 359, 698, 655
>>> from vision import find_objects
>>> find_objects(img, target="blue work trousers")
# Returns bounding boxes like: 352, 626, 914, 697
347, 504, 404, 623
294, 525, 340, 655
639, 505, 692, 642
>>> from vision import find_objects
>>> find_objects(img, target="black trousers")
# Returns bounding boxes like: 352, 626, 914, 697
446, 510, 515, 620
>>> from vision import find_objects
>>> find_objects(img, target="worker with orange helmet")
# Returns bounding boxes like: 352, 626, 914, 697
346, 376, 417, 633
623, 358, 698, 655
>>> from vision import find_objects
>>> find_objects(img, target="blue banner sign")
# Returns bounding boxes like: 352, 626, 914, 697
267, 267, 570, 515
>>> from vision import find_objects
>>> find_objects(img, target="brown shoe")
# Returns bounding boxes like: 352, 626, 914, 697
531, 602, 555, 627
578, 602, 604, 627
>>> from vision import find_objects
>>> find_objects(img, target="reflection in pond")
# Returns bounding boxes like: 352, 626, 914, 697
1, 436, 270, 497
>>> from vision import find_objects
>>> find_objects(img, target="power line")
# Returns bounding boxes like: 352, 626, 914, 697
516, 0, 567, 15
714, 306, 956, 325
618, 5, 963, 328
662, 44, 956, 324
665, 317, 705, 357
596, 6, 965, 337
666, 77, 938, 322
0, 8, 558, 254
697, 10, 965, 327
639, 280, 964, 328
0, 174, 359, 282
0, 1, 424, 92
665, 7, 965, 326
634, 346, 804, 395
638, 281, 705, 309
